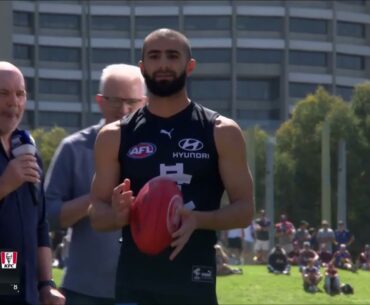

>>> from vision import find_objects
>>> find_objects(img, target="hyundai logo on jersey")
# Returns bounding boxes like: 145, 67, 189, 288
127, 143, 157, 159
178, 138, 204, 151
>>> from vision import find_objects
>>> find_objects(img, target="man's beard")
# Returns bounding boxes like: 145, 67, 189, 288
143, 71, 187, 97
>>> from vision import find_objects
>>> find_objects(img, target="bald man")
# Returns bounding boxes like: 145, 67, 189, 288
45, 64, 146, 305
90, 28, 254, 305
0, 62, 65, 305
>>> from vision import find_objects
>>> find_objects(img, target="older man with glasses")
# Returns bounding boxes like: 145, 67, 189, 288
45, 64, 146, 305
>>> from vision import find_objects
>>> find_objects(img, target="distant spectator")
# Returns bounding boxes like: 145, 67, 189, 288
52, 228, 71, 269
323, 263, 341, 295
302, 259, 322, 293
334, 220, 354, 251
357, 244, 370, 271
215, 244, 243, 276
267, 245, 291, 275
318, 243, 333, 267
287, 241, 301, 266
316, 220, 335, 253
331, 244, 355, 271
294, 220, 311, 248
298, 241, 319, 273
308, 227, 319, 251
253, 209, 271, 264
275, 214, 296, 254
242, 223, 255, 264
226, 228, 244, 265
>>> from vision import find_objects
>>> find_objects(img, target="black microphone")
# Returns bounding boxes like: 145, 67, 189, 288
11, 130, 41, 206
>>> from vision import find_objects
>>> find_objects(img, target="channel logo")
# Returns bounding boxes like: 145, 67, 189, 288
1, 252, 17, 269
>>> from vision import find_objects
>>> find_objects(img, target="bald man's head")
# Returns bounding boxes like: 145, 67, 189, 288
141, 28, 192, 60
0, 61, 24, 77
0, 62, 27, 137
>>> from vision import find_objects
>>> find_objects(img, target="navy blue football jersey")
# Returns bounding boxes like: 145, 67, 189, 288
116, 102, 224, 296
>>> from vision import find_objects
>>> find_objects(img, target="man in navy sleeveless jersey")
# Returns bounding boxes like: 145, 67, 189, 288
89, 28, 254, 305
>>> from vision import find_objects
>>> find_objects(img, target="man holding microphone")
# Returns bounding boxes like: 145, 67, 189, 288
0, 61, 65, 305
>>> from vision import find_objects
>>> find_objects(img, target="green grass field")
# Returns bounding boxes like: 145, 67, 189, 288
53, 265, 370, 304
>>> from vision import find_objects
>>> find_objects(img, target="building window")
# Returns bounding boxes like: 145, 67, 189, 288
192, 48, 231, 63
237, 79, 279, 101
135, 16, 178, 38
188, 79, 231, 100
39, 13, 80, 30
184, 16, 231, 31
290, 50, 327, 67
337, 21, 365, 38
237, 49, 283, 64
39, 46, 80, 62
340, 0, 366, 5
25, 77, 34, 100
290, 18, 327, 34
289, 82, 329, 98
21, 110, 35, 129
13, 44, 33, 60
337, 53, 365, 70
237, 109, 280, 120
13, 11, 33, 28
91, 15, 130, 31
39, 79, 81, 96
336, 86, 353, 101
87, 113, 102, 125
237, 16, 283, 32
91, 80, 100, 95
91, 48, 130, 64
39, 111, 81, 128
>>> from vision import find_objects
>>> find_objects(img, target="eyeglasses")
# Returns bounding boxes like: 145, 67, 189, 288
99, 95, 142, 109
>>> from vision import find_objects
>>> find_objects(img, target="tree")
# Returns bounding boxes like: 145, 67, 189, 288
347, 82, 370, 248
31, 127, 68, 171
274, 87, 356, 226
252, 127, 268, 212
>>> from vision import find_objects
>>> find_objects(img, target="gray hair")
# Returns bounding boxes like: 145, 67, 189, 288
98, 63, 145, 94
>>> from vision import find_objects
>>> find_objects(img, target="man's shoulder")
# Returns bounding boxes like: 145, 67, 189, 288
95, 121, 121, 149
62, 124, 101, 146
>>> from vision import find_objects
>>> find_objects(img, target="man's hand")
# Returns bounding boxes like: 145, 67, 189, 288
169, 207, 197, 261
0, 155, 40, 193
39, 286, 65, 305
112, 178, 134, 228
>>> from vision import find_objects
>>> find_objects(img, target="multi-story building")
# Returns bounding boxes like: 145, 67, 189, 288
1, 0, 369, 131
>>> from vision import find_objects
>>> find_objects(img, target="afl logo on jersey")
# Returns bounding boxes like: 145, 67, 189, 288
127, 143, 156, 159
178, 138, 204, 151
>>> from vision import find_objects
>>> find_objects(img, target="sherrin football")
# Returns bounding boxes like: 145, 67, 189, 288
130, 176, 184, 255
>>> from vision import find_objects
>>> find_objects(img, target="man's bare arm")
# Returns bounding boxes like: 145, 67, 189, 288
170, 116, 254, 260
89, 122, 126, 231
193, 116, 254, 230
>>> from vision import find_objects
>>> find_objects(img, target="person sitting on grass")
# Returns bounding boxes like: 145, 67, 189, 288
318, 243, 333, 267
287, 241, 301, 266
331, 244, 356, 272
323, 263, 341, 295
298, 241, 319, 273
302, 258, 322, 293
357, 244, 370, 271
215, 244, 243, 276
267, 245, 291, 275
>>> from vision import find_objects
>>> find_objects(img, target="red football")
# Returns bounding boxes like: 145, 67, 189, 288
130, 176, 183, 255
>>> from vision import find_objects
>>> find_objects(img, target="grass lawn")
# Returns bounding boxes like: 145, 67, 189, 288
53, 265, 370, 304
